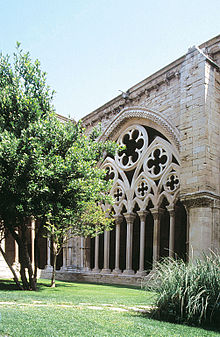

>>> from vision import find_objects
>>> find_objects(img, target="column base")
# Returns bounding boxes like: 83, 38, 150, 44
12, 262, 20, 271
92, 268, 100, 273
83, 267, 91, 273
101, 268, 111, 274
112, 268, 122, 275
136, 270, 147, 276
44, 265, 53, 272
122, 269, 135, 275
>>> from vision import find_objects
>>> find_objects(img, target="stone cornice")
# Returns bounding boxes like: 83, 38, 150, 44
82, 35, 220, 128
82, 60, 183, 127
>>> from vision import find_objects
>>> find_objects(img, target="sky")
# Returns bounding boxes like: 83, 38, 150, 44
0, 0, 219, 121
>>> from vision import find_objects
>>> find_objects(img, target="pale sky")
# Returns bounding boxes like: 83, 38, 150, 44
0, 0, 219, 120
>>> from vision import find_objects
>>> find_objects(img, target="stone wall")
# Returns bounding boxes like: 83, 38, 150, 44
82, 35, 220, 259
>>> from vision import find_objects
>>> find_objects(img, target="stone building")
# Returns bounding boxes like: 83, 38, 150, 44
1, 34, 220, 285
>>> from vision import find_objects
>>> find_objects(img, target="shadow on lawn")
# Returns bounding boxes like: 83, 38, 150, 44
139, 309, 220, 334
0, 278, 147, 292
0, 279, 21, 291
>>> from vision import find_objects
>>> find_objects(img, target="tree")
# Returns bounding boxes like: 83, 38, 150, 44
0, 44, 117, 289
30, 118, 116, 287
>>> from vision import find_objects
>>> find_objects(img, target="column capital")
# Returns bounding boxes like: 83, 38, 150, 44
167, 205, 175, 217
150, 207, 164, 220
123, 212, 136, 223
137, 210, 149, 222
113, 214, 123, 225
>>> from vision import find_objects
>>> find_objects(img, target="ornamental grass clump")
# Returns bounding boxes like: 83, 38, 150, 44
145, 252, 220, 327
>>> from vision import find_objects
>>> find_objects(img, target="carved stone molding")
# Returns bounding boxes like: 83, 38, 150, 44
150, 207, 164, 220
137, 210, 149, 222
180, 191, 220, 209
99, 107, 180, 150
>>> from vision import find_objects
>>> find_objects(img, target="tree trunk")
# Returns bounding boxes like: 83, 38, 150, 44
50, 241, 57, 288
0, 246, 23, 290
5, 221, 36, 290
51, 254, 57, 288
18, 224, 36, 290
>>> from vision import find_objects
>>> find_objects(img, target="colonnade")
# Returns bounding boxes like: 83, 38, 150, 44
91, 205, 176, 276
44, 203, 183, 275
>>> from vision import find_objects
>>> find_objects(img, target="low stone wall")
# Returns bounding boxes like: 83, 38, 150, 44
39, 269, 147, 287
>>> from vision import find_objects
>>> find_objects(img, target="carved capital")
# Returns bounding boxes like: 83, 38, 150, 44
166, 205, 175, 217
150, 207, 164, 220
123, 212, 136, 224
137, 210, 149, 222
180, 191, 220, 209
113, 214, 123, 225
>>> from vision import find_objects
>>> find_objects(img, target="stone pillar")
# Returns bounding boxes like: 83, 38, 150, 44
30, 217, 35, 269
181, 194, 218, 260
80, 237, 84, 270
84, 237, 91, 272
14, 238, 19, 265
12, 229, 19, 270
63, 246, 67, 269
101, 230, 111, 274
67, 241, 73, 269
123, 212, 136, 275
60, 245, 67, 271
167, 205, 175, 258
112, 215, 123, 274
92, 235, 100, 273
151, 208, 163, 266
136, 210, 148, 276
45, 236, 52, 271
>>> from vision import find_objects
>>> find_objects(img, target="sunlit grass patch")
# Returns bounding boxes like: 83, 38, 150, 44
0, 279, 219, 337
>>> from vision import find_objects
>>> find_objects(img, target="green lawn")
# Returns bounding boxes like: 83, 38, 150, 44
0, 279, 219, 337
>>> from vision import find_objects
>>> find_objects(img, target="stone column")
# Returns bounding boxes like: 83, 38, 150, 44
67, 241, 73, 269
14, 237, 19, 265
181, 194, 217, 260
151, 208, 163, 266
112, 215, 123, 274
12, 229, 19, 270
45, 236, 53, 271
80, 237, 84, 270
123, 212, 136, 275
30, 217, 35, 269
60, 245, 67, 271
84, 237, 91, 272
101, 230, 111, 274
92, 235, 100, 273
167, 205, 175, 258
136, 210, 148, 276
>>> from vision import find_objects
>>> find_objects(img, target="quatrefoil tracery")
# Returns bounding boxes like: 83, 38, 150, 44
145, 147, 169, 178
105, 166, 115, 181
135, 178, 150, 199
113, 185, 125, 204
102, 124, 180, 211
164, 173, 180, 192
116, 125, 147, 170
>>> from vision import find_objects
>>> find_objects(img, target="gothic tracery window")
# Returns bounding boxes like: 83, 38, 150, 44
103, 124, 180, 214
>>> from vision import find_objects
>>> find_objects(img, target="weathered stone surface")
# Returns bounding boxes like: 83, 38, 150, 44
1, 35, 220, 284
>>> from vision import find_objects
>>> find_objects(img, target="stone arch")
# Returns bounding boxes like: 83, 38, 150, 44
99, 106, 180, 152
89, 107, 187, 275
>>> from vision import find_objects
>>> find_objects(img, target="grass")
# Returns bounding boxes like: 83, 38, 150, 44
144, 254, 220, 327
0, 279, 219, 337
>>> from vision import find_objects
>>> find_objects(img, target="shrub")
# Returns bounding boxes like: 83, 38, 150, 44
145, 252, 220, 327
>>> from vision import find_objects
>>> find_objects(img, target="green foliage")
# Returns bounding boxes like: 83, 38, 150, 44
0, 44, 118, 288
0, 44, 117, 230
144, 252, 220, 327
